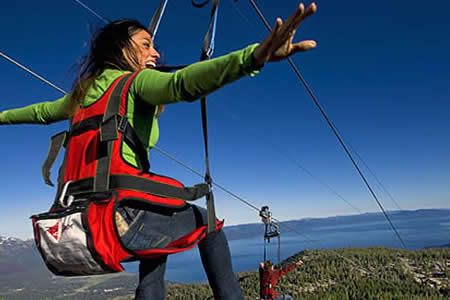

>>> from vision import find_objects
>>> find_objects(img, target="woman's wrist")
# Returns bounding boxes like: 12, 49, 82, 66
252, 45, 268, 67
250, 51, 265, 71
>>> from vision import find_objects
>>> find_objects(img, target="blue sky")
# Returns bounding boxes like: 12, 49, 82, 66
0, 0, 449, 239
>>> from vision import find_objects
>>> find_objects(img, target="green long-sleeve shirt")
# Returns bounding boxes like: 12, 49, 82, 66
0, 44, 261, 166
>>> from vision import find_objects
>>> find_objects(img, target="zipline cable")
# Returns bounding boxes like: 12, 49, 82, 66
0, 51, 68, 95
349, 145, 402, 211
148, 0, 170, 39
244, 0, 407, 249
228, 0, 254, 28
152, 146, 313, 241
153, 146, 259, 212
219, 103, 362, 213
280, 148, 362, 213
72, 0, 109, 24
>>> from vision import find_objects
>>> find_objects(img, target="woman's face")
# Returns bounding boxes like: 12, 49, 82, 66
129, 29, 160, 69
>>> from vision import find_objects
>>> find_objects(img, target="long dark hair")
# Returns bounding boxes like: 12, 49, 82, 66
69, 19, 149, 115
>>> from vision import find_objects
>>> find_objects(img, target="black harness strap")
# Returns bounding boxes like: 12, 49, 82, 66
198, 0, 219, 233
95, 74, 133, 192
66, 175, 209, 201
121, 118, 151, 171
70, 115, 103, 137
42, 131, 68, 186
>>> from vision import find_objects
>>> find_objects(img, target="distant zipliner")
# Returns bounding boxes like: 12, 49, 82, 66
259, 206, 303, 299
0, 1, 318, 299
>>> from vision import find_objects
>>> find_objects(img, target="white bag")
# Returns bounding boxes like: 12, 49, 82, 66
32, 204, 112, 276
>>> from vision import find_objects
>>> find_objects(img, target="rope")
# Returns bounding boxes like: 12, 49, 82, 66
0, 51, 68, 94
196, 0, 220, 233
245, 0, 407, 249
219, 103, 362, 213
148, 0, 170, 39
152, 147, 322, 251
72, 0, 109, 24
350, 145, 403, 211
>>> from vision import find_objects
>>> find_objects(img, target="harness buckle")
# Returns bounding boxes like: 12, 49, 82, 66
118, 116, 128, 133
59, 181, 74, 208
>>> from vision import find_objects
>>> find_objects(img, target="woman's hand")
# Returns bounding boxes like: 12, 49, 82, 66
253, 2, 317, 64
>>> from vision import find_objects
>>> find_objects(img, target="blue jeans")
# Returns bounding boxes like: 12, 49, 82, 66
119, 204, 244, 300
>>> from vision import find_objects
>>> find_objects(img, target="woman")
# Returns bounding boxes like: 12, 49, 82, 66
0, 2, 317, 299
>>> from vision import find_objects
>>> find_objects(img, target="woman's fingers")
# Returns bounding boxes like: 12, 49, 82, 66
266, 18, 282, 46
274, 3, 315, 47
284, 3, 305, 31
253, 17, 284, 64
305, 2, 318, 17
273, 17, 283, 37
291, 40, 317, 52
254, 2, 317, 63
296, 3, 317, 27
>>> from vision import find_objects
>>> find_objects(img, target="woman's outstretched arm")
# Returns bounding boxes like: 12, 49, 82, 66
0, 95, 70, 125
132, 2, 317, 106
132, 44, 262, 105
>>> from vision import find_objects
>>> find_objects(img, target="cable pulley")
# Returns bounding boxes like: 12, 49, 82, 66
259, 206, 281, 264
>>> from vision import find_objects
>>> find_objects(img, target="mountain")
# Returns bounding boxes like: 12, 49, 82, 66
0, 236, 46, 276
0, 236, 34, 255
223, 208, 450, 240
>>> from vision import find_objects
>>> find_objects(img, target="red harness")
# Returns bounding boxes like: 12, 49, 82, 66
32, 72, 222, 275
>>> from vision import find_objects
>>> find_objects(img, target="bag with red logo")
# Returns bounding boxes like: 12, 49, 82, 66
31, 197, 112, 276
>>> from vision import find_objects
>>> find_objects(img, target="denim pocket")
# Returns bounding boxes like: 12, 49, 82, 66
123, 223, 172, 251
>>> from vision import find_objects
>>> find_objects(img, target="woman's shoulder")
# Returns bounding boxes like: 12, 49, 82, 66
97, 69, 130, 86
83, 69, 130, 105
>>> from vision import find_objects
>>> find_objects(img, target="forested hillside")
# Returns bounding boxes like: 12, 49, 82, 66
167, 247, 450, 299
